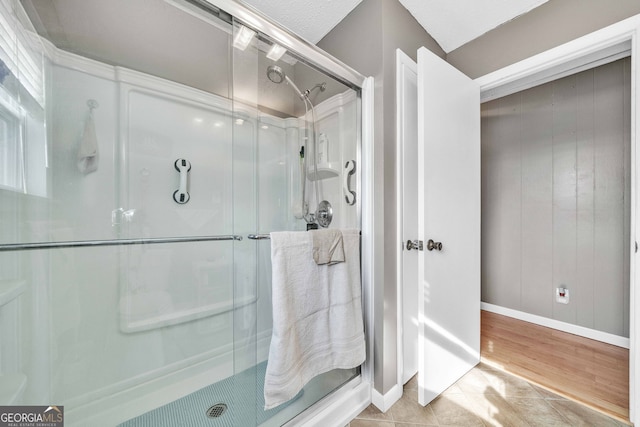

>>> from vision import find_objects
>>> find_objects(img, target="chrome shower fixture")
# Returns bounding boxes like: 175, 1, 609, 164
315, 200, 333, 228
304, 82, 326, 98
266, 65, 327, 100
266, 65, 305, 100
266, 64, 285, 83
266, 64, 330, 227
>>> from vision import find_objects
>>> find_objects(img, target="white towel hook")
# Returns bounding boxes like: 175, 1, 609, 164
86, 99, 99, 112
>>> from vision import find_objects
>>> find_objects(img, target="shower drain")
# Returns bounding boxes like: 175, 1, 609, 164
206, 403, 228, 419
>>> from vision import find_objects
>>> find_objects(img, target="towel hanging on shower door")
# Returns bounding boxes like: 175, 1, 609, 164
77, 106, 99, 174
264, 229, 365, 410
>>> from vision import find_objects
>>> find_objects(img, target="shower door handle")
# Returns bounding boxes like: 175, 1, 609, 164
173, 158, 191, 204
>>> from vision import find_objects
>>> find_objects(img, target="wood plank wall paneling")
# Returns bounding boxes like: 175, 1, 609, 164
481, 310, 629, 423
593, 61, 626, 335
480, 57, 630, 337
520, 84, 553, 318
552, 74, 578, 325
575, 70, 596, 329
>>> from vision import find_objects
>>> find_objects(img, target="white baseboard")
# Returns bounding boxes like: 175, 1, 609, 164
371, 383, 402, 413
482, 302, 630, 349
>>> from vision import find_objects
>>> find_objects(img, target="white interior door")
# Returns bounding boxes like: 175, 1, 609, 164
417, 47, 481, 406
397, 49, 419, 385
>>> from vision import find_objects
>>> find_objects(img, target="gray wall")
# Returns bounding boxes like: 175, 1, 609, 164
318, 0, 444, 395
481, 58, 631, 337
448, 0, 640, 78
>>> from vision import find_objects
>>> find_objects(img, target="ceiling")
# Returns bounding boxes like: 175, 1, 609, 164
242, 0, 549, 53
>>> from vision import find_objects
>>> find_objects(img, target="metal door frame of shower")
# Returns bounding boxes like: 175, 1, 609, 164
202, 0, 375, 424
209, 0, 367, 88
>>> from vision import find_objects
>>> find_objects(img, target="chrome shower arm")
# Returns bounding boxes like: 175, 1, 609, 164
304, 83, 326, 98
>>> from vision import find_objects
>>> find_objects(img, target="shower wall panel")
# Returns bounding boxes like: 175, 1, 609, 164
48, 63, 121, 403
47, 59, 240, 424
310, 91, 359, 229
118, 78, 238, 333
255, 118, 300, 363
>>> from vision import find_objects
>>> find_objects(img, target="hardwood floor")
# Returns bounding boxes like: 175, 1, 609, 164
481, 310, 630, 424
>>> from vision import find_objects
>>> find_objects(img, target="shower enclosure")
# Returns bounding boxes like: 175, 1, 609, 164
0, 0, 369, 425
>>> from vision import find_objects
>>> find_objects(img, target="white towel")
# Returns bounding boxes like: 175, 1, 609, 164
311, 228, 345, 265
264, 229, 365, 409
77, 113, 99, 174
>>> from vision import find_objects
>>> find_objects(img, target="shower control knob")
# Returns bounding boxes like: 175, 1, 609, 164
315, 200, 333, 228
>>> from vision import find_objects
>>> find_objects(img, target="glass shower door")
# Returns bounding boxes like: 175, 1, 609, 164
1, 0, 364, 424
231, 16, 363, 427
230, 16, 260, 426
1, 1, 259, 425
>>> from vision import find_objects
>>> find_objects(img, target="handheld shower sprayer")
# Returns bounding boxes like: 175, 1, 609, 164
266, 65, 305, 100
266, 64, 332, 227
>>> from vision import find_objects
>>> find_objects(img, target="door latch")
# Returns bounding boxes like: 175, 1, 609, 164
406, 240, 423, 251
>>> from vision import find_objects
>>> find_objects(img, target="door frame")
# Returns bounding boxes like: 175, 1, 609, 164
396, 49, 418, 392
474, 14, 640, 423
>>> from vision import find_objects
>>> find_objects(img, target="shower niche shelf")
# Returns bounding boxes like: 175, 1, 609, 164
0, 280, 25, 307
308, 163, 340, 181
0, 373, 27, 405
307, 133, 339, 180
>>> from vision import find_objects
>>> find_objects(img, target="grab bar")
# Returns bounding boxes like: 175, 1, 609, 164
0, 235, 242, 252
247, 234, 270, 240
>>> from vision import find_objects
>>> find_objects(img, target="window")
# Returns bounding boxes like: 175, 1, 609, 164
0, 1, 44, 106
0, 103, 23, 191
0, 1, 46, 195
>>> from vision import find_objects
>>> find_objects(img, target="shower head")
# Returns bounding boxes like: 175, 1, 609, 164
266, 65, 305, 100
267, 65, 285, 84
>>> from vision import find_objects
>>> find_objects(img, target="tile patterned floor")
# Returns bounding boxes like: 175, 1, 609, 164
349, 363, 630, 427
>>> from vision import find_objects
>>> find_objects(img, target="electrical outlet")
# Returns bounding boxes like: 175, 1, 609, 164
556, 287, 569, 304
